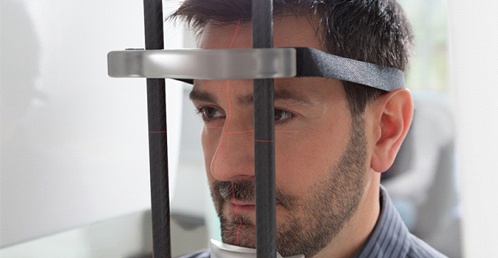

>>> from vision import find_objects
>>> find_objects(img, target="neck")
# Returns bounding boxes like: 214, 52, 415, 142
312, 175, 381, 258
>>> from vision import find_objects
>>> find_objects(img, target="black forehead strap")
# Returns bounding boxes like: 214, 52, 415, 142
295, 47, 404, 91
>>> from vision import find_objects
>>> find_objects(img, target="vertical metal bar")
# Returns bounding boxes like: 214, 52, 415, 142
143, 0, 171, 257
252, 0, 276, 258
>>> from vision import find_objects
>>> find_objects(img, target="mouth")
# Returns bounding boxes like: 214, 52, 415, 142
228, 200, 285, 214
229, 200, 256, 213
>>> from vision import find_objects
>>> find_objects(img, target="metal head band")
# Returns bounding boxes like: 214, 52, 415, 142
108, 47, 404, 91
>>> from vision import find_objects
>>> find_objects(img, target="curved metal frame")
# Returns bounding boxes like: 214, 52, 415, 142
108, 48, 404, 92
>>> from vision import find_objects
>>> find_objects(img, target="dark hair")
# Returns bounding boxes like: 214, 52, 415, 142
170, 0, 413, 115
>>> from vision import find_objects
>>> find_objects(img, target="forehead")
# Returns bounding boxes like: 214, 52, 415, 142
199, 14, 325, 50
194, 15, 342, 103
192, 77, 341, 103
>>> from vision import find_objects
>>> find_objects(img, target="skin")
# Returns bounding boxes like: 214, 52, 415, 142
190, 15, 413, 258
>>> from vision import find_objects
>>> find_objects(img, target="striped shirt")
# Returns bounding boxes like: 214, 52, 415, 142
354, 187, 446, 257
178, 187, 446, 258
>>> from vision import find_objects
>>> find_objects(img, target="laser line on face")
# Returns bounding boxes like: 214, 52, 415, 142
202, 20, 302, 246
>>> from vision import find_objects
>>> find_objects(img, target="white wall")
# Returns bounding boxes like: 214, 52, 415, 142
1, 0, 183, 247
448, 1, 498, 257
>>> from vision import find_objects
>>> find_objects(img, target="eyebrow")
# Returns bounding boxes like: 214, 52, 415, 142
189, 88, 217, 103
189, 87, 313, 107
237, 88, 312, 106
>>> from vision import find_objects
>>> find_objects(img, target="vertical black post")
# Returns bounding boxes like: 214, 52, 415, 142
252, 0, 276, 258
143, 0, 171, 257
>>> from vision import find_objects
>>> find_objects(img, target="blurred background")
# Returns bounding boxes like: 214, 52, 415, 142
1, 0, 497, 257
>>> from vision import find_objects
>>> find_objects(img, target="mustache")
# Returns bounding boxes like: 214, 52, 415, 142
214, 180, 254, 201
212, 180, 296, 208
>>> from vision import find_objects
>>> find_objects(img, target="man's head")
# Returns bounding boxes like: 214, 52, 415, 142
172, 1, 414, 257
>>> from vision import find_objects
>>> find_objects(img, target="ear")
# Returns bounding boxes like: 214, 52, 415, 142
370, 88, 414, 173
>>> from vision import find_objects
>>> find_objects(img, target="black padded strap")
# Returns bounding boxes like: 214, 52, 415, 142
295, 47, 404, 91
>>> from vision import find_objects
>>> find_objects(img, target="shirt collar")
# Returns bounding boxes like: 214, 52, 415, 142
354, 186, 411, 258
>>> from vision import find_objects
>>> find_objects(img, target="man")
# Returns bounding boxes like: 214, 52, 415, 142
171, 0, 446, 257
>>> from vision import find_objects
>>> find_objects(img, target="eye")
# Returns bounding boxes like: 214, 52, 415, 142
196, 106, 225, 122
274, 109, 294, 124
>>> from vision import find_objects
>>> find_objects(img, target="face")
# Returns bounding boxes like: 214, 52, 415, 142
190, 16, 369, 257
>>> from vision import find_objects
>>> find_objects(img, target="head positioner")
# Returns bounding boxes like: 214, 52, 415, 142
107, 0, 406, 257
108, 47, 404, 92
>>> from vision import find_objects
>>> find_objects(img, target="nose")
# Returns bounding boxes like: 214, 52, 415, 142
207, 118, 255, 182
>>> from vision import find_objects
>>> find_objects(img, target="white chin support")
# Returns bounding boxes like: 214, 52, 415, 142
210, 239, 305, 258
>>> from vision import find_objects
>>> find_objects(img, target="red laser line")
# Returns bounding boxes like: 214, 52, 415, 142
232, 181, 243, 244
207, 20, 301, 245
225, 130, 255, 135
229, 20, 241, 48
209, 20, 240, 181
149, 131, 167, 134
207, 20, 243, 246
255, 139, 274, 143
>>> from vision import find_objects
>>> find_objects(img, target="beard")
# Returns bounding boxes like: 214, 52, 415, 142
209, 116, 368, 257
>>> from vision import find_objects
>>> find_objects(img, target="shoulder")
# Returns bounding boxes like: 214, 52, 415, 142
355, 187, 447, 258
176, 249, 210, 258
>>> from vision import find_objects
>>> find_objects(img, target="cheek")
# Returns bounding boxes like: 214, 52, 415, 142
274, 118, 351, 192
274, 137, 335, 193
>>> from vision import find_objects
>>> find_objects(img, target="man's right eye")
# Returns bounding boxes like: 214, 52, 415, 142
196, 106, 225, 122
